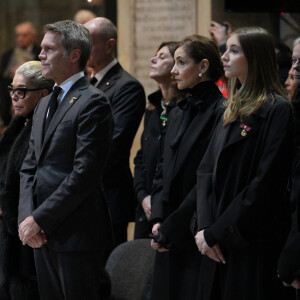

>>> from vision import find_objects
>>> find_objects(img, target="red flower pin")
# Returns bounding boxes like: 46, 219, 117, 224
239, 123, 251, 136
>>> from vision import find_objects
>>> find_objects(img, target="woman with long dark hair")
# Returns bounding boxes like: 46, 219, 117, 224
149, 34, 225, 300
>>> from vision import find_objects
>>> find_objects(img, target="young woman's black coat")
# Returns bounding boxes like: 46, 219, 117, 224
149, 81, 226, 300
0, 116, 39, 300
196, 96, 295, 300
133, 90, 176, 238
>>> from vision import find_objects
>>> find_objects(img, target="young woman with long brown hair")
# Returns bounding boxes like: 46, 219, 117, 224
195, 27, 295, 300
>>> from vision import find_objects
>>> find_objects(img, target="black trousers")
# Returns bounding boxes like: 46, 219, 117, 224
34, 245, 105, 300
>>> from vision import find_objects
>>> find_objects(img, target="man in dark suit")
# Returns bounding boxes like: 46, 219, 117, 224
18, 20, 113, 300
84, 17, 146, 246
0, 22, 40, 127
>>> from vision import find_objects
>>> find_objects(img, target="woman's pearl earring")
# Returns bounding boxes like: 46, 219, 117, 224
198, 72, 202, 78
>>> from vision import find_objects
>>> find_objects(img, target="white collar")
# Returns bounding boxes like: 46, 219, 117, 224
55, 71, 85, 101
93, 59, 118, 83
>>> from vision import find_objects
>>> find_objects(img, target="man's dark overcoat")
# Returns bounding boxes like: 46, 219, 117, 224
0, 116, 39, 300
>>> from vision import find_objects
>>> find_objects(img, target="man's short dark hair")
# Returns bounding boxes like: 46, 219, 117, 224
44, 20, 92, 70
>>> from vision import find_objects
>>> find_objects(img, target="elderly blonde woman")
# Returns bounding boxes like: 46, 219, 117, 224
0, 61, 54, 300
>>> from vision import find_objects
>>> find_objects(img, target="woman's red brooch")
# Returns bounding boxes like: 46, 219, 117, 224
239, 123, 251, 136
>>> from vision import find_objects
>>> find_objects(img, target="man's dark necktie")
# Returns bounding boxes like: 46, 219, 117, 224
90, 77, 98, 86
44, 86, 62, 136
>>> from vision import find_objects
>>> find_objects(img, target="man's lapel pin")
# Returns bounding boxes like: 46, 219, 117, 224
69, 97, 77, 104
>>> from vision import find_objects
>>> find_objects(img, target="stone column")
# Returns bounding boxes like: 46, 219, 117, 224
118, 0, 207, 96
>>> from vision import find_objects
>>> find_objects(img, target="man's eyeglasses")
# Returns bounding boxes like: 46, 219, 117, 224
8, 86, 44, 99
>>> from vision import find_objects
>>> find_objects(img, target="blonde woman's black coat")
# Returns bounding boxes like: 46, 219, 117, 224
196, 97, 295, 300
0, 116, 39, 300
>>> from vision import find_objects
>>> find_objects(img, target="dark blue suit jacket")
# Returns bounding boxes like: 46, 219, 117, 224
18, 77, 114, 252
96, 62, 145, 224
